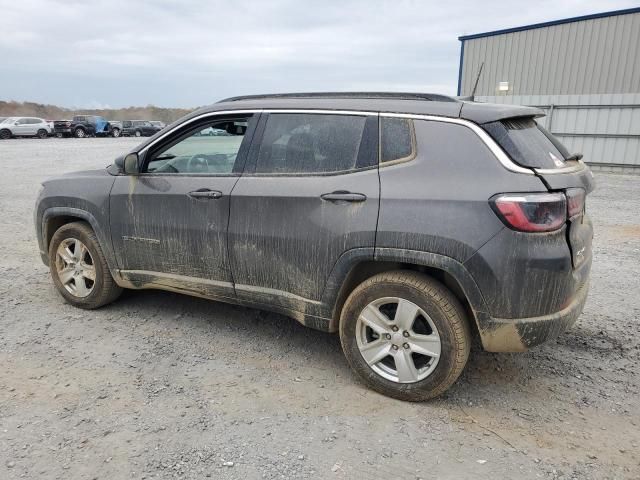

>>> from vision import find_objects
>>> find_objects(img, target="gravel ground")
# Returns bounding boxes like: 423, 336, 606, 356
1, 138, 639, 480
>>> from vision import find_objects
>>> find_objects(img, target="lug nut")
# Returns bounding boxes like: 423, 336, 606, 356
385, 333, 392, 340
392, 344, 399, 350
403, 331, 409, 337
392, 326, 399, 332
403, 343, 410, 349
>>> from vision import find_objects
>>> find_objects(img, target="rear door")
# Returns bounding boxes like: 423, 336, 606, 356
228, 111, 379, 311
109, 113, 258, 295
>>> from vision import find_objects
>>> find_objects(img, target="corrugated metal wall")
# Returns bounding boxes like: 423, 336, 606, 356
459, 12, 640, 96
459, 11, 640, 169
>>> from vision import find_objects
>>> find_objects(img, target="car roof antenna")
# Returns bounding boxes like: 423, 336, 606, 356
470, 62, 484, 102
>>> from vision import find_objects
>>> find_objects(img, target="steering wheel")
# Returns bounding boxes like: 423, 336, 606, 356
187, 155, 209, 173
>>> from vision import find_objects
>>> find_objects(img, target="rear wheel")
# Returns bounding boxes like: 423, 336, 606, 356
0, 129, 11, 139
49, 222, 122, 309
37, 129, 48, 139
74, 128, 86, 138
134, 130, 141, 137
112, 128, 121, 138
340, 271, 471, 401
55, 132, 63, 138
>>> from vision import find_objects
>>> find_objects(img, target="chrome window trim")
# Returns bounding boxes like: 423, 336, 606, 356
380, 112, 534, 175
140, 108, 534, 175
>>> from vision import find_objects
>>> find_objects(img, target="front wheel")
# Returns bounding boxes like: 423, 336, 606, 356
112, 128, 121, 138
340, 271, 471, 401
74, 128, 86, 138
0, 129, 11, 139
134, 130, 141, 137
49, 222, 122, 309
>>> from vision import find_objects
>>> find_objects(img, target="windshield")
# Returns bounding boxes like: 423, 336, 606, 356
483, 117, 572, 169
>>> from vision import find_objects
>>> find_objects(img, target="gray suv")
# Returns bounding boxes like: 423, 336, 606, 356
35, 93, 594, 401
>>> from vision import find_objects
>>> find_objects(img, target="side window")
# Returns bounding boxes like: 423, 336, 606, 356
380, 117, 416, 164
255, 114, 366, 174
17, 118, 28, 125
144, 117, 251, 175
28, 118, 41, 124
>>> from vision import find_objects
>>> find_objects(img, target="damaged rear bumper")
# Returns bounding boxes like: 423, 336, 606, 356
479, 280, 590, 352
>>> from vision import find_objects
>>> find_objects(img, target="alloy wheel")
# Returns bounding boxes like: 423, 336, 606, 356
356, 297, 441, 383
55, 238, 96, 298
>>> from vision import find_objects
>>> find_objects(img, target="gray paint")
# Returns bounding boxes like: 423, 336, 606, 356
35, 97, 595, 352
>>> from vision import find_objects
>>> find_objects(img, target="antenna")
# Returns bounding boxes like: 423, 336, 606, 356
470, 62, 484, 101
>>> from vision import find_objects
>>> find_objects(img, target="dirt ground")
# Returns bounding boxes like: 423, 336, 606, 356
1, 137, 639, 480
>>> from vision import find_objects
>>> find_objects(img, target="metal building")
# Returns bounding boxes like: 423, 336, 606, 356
457, 7, 640, 172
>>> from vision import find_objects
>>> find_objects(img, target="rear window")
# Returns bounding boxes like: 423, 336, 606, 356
483, 117, 570, 169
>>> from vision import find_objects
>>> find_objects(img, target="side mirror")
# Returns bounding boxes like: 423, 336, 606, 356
124, 152, 140, 174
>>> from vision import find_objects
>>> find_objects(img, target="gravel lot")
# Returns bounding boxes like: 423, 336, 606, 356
1, 138, 639, 479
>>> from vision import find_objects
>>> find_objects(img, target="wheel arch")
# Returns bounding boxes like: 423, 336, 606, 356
40, 208, 118, 276
323, 248, 491, 340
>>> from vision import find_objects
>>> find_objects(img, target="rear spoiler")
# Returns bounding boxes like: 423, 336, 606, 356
459, 102, 545, 125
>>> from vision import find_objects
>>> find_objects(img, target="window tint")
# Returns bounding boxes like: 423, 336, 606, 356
256, 114, 366, 174
145, 118, 250, 174
381, 117, 415, 163
483, 117, 569, 169
28, 118, 41, 124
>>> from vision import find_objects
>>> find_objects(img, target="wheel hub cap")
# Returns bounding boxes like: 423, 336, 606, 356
355, 297, 441, 383
55, 238, 96, 298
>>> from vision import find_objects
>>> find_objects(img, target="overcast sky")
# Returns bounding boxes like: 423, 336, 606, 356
0, 0, 637, 109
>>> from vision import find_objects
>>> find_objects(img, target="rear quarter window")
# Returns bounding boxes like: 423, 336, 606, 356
380, 117, 416, 164
483, 117, 570, 169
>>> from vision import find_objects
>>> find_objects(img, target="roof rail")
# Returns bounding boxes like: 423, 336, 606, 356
217, 92, 458, 103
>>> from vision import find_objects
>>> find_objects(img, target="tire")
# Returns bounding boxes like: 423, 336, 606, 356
37, 129, 48, 139
48, 222, 122, 309
339, 271, 471, 401
74, 128, 86, 138
0, 129, 11, 140
55, 132, 63, 138
134, 130, 141, 137
112, 128, 121, 138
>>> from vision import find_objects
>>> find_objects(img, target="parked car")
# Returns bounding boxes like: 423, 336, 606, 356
0, 116, 52, 139
53, 115, 113, 138
149, 121, 166, 129
121, 120, 162, 137
109, 120, 123, 138
34, 92, 594, 401
197, 126, 230, 136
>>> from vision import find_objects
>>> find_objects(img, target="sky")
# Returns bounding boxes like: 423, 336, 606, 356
0, 0, 637, 109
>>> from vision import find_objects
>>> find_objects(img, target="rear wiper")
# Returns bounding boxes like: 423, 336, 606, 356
565, 153, 583, 162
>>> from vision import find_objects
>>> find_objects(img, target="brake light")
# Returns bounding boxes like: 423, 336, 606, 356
565, 188, 585, 218
490, 193, 567, 232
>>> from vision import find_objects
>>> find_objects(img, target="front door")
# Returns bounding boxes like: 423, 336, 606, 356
110, 113, 258, 296
228, 112, 380, 313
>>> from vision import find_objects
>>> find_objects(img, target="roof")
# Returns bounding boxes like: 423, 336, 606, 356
458, 6, 640, 41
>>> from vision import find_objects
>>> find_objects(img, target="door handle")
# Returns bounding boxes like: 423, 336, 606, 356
188, 189, 223, 199
320, 191, 367, 203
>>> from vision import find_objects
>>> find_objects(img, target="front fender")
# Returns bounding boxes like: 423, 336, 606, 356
38, 207, 119, 277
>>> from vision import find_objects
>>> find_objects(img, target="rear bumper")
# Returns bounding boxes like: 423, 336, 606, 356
479, 279, 590, 352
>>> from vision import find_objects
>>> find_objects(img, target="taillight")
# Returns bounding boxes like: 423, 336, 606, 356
490, 193, 567, 232
565, 188, 585, 218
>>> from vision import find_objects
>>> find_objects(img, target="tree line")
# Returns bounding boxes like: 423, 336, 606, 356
0, 101, 194, 123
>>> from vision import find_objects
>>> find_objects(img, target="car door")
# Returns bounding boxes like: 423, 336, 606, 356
13, 118, 30, 136
228, 111, 380, 313
109, 113, 258, 297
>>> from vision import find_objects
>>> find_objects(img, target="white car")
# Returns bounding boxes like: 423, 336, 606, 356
0, 117, 52, 139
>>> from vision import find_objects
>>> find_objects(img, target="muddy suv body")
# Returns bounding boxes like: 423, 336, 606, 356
35, 93, 594, 400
